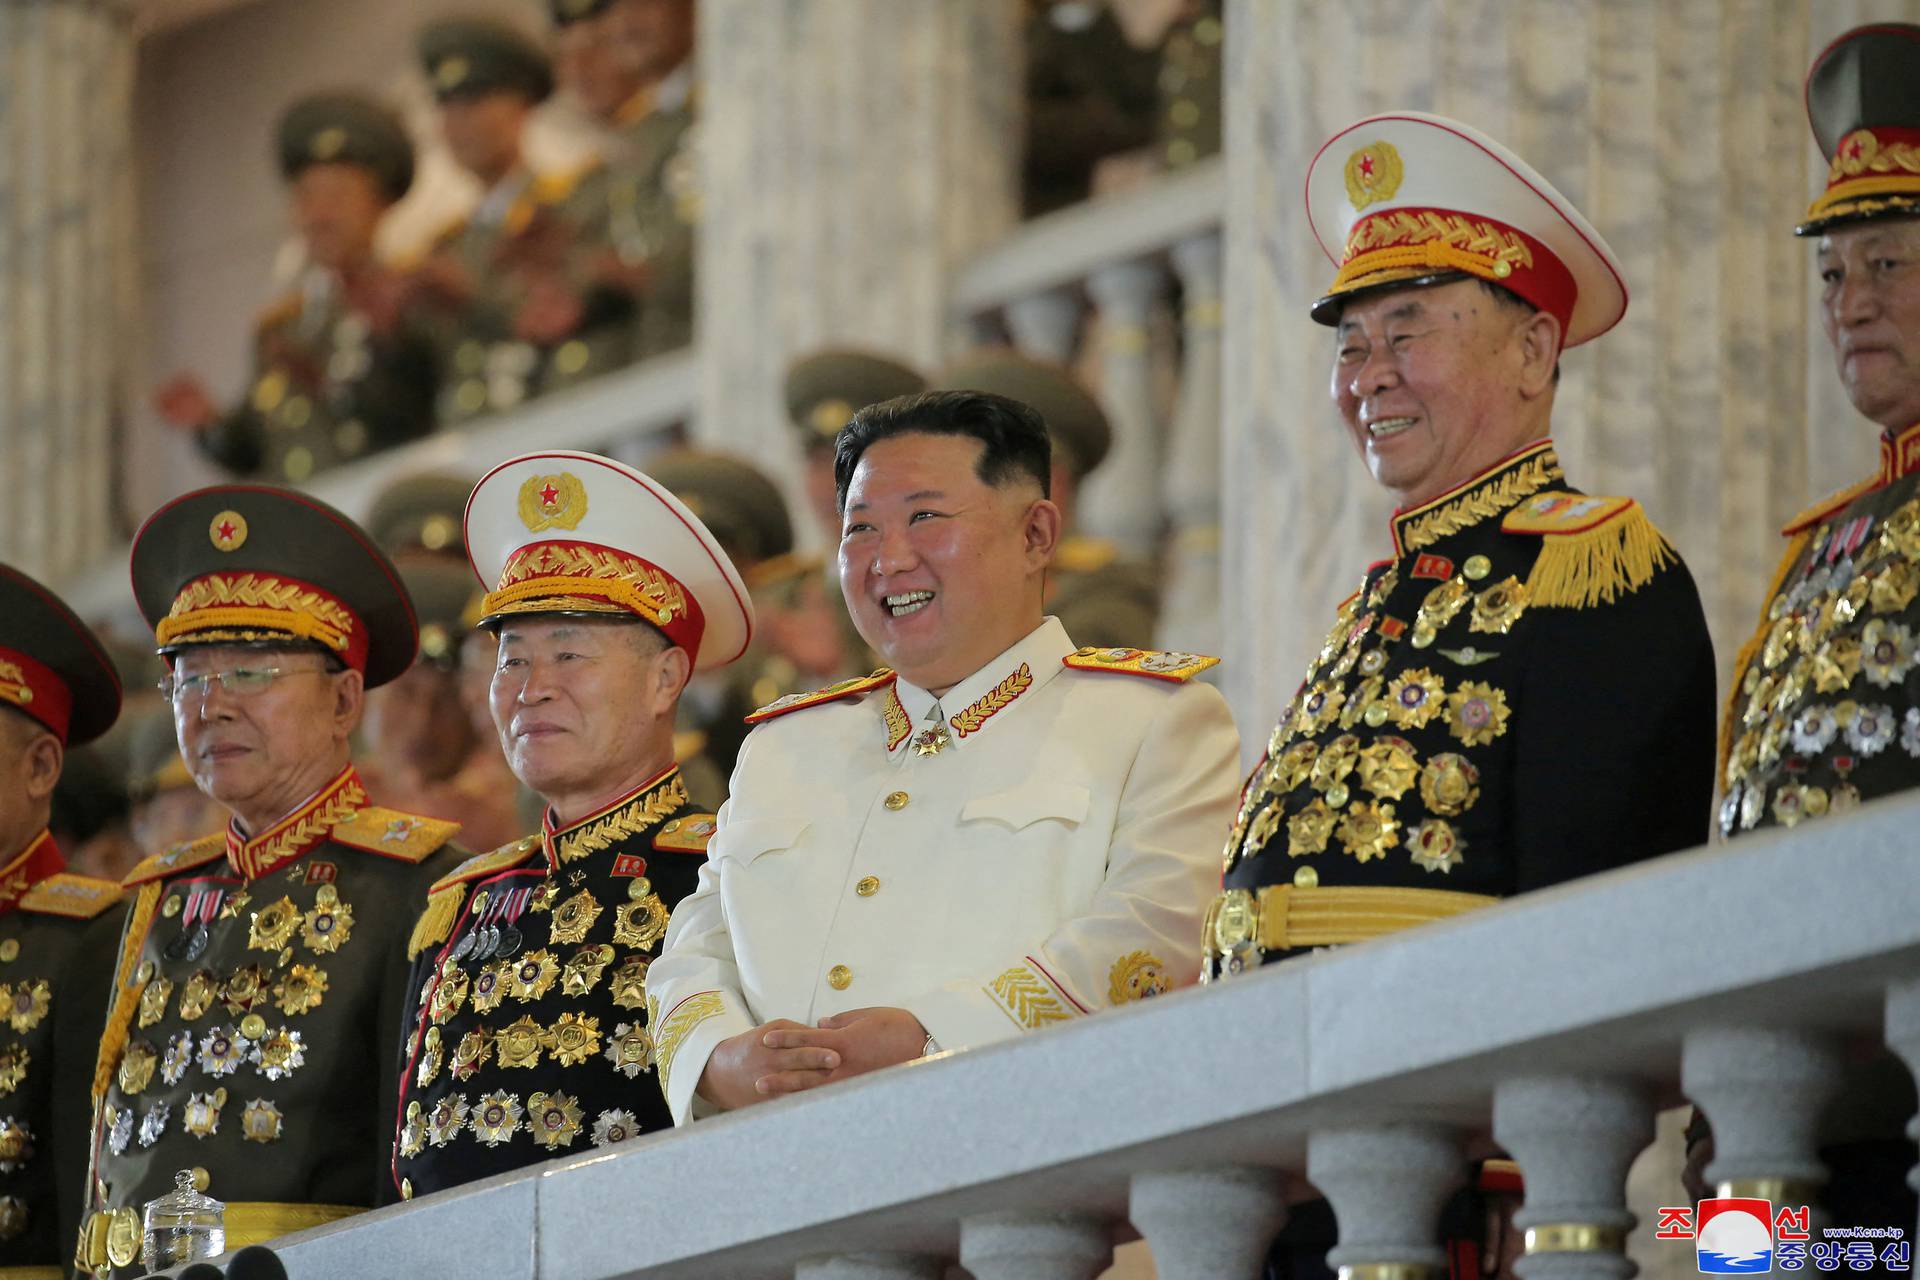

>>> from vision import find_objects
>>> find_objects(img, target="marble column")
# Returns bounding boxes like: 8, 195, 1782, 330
0, 0, 136, 584
1308, 1124, 1466, 1278
794, 1254, 943, 1280
1681, 1027, 1842, 1206
1128, 1166, 1288, 1280
1882, 979, 1920, 1244
1081, 260, 1171, 557
959, 1210, 1111, 1280
694, 0, 1022, 520
1157, 232, 1224, 656
1217, 0, 1906, 751
1493, 1075, 1654, 1280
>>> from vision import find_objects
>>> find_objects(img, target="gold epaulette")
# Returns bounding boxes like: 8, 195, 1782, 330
1502, 491, 1676, 608
329, 807, 461, 863
653, 814, 717, 854
122, 833, 226, 888
1053, 536, 1118, 575
1063, 646, 1220, 683
20, 872, 122, 920
1782, 474, 1884, 536
408, 835, 542, 960
743, 669, 897, 724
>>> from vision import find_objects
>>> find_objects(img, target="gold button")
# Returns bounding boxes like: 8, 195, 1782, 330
883, 791, 909, 811
189, 1167, 210, 1192
1463, 555, 1493, 581
1293, 866, 1320, 888
162, 895, 183, 919
136, 961, 155, 984
0, 939, 16, 963
827, 964, 852, 990
401, 1178, 413, 1201
240, 1013, 267, 1040
855, 876, 880, 898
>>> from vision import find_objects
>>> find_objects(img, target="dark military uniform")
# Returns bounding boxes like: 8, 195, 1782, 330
937, 349, 1160, 649
1209, 443, 1715, 974
78, 487, 466, 1275
1153, 1, 1222, 171
0, 564, 125, 1277
1022, 2, 1159, 215
1709, 21, 1920, 1239
198, 95, 436, 485
391, 767, 713, 1199
414, 21, 633, 423
590, 68, 699, 361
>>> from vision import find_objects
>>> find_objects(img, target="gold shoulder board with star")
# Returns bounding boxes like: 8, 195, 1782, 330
1501, 491, 1676, 608
743, 669, 897, 724
20, 872, 123, 919
122, 833, 227, 888
410, 835, 541, 960
1782, 475, 1882, 536
1062, 647, 1220, 683
329, 806, 462, 863
653, 813, 717, 854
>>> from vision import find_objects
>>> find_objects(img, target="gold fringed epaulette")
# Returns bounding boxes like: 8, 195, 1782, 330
744, 669, 897, 724
1063, 646, 1220, 683
20, 872, 122, 920
1503, 491, 1676, 608
654, 814, 718, 854
122, 833, 226, 888
409, 836, 542, 960
330, 806, 462, 863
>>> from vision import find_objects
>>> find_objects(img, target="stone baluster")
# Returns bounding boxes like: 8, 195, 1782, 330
1129, 1166, 1288, 1280
795, 1253, 943, 1280
1308, 1125, 1465, 1280
1004, 288, 1086, 367
1082, 260, 1171, 557
1681, 1028, 1843, 1211
0, 0, 136, 581
959, 1211, 1111, 1280
1493, 1075, 1654, 1280
1884, 979, 1920, 1244
1157, 231, 1225, 656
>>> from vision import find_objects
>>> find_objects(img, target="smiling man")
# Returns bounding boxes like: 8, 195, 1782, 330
646, 389, 1239, 1124
390, 450, 751, 1200
77, 488, 465, 1277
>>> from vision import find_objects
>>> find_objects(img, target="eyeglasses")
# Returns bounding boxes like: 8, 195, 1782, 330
158, 666, 328, 704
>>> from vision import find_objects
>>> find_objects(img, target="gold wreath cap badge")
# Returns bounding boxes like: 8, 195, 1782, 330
209, 510, 249, 552
309, 126, 347, 161
1345, 140, 1405, 212
518, 472, 589, 533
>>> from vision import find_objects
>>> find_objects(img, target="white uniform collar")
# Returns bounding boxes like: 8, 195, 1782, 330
889, 616, 1074, 756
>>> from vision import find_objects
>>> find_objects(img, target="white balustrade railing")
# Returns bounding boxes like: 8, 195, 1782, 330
210, 791, 1920, 1280
952, 159, 1227, 659
61, 348, 697, 625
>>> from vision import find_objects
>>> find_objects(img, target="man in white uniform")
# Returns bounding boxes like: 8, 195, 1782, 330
649, 389, 1240, 1122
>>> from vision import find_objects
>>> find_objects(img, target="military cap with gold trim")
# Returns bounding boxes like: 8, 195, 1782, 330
0, 564, 121, 746
418, 16, 554, 105
397, 557, 483, 670
937, 348, 1112, 478
130, 485, 419, 688
648, 448, 795, 567
549, 0, 614, 27
465, 450, 754, 670
366, 470, 476, 560
276, 92, 415, 202
1797, 23, 1920, 235
783, 349, 927, 451
1305, 112, 1628, 348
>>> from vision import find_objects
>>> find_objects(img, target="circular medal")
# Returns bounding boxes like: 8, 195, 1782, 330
166, 924, 210, 964
449, 931, 476, 964
496, 926, 523, 959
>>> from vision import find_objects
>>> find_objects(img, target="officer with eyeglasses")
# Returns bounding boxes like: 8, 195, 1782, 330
76, 486, 467, 1277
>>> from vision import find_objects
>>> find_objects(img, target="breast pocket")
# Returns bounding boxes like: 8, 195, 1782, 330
959, 780, 1091, 831
712, 816, 811, 864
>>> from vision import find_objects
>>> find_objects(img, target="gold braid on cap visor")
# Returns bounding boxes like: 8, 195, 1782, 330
155, 573, 356, 653
482, 542, 688, 628
1331, 211, 1536, 295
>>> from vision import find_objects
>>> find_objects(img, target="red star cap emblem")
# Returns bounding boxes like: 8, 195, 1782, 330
1359, 153, 1376, 178
539, 483, 560, 506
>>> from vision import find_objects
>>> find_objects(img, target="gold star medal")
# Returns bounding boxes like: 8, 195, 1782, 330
240, 1098, 283, 1143
612, 892, 669, 950
549, 890, 602, 946
471, 1091, 524, 1147
496, 1017, 545, 1069
117, 1041, 159, 1096
248, 896, 301, 951
527, 1091, 584, 1150
609, 955, 649, 1010
561, 944, 615, 997
606, 1022, 654, 1079
546, 1012, 602, 1067
451, 1029, 493, 1081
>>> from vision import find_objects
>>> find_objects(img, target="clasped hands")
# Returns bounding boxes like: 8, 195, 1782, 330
696, 1006, 928, 1111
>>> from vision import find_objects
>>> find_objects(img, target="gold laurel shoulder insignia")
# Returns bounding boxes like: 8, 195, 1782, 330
743, 669, 897, 724
329, 807, 462, 863
1063, 647, 1220, 683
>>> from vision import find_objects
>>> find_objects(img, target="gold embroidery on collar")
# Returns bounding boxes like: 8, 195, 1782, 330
1396, 451, 1561, 553
951, 663, 1034, 738
232, 777, 368, 880
554, 774, 690, 864
880, 685, 911, 751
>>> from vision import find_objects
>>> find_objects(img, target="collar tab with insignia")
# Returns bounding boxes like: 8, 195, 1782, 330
547, 767, 690, 865
1390, 441, 1562, 555
223, 766, 371, 881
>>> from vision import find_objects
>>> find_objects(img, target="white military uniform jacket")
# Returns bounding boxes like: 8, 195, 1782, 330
649, 616, 1240, 1123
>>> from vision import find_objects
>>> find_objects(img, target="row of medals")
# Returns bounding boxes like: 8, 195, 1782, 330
401, 871, 668, 1156
1723, 497, 1920, 834
0, 934, 43, 1238
1227, 557, 1523, 877
102, 883, 353, 1154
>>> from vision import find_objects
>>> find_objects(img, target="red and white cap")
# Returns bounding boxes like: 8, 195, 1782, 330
1305, 111, 1628, 349
464, 450, 754, 672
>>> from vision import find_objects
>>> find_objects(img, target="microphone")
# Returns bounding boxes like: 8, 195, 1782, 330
225, 1246, 289, 1280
